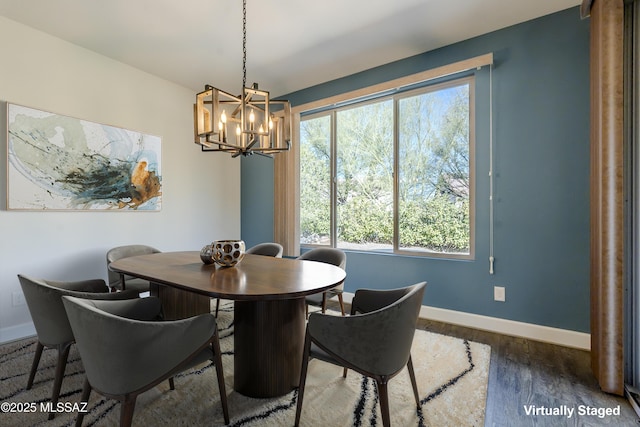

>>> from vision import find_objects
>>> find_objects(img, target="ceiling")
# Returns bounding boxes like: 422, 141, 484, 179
0, 0, 581, 97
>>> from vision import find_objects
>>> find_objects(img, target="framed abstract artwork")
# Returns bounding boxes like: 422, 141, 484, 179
6, 103, 162, 211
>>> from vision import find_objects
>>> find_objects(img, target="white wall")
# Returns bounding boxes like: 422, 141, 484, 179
0, 17, 241, 342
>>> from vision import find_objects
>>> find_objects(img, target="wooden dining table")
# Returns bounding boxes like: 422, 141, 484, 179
109, 251, 346, 398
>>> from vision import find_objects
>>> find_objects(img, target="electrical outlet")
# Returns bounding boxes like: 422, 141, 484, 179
12, 291, 26, 306
494, 286, 505, 302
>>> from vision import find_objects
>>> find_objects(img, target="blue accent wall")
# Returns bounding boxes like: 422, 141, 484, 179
241, 154, 274, 247
242, 7, 590, 332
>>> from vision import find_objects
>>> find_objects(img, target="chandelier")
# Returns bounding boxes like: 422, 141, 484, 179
193, 0, 291, 157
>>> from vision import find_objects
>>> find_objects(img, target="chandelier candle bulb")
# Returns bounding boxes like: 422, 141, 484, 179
221, 111, 227, 142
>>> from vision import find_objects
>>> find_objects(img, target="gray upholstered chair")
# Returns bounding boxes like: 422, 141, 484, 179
296, 248, 347, 317
246, 242, 284, 257
214, 242, 284, 317
17, 274, 138, 420
106, 244, 161, 293
62, 296, 229, 427
294, 281, 427, 427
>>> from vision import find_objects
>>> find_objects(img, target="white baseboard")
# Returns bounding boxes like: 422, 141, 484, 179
0, 322, 36, 344
341, 292, 590, 350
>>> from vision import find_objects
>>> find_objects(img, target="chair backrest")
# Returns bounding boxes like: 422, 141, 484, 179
17, 275, 132, 347
106, 244, 161, 287
297, 248, 346, 269
297, 248, 346, 292
351, 285, 418, 315
246, 242, 284, 258
62, 296, 216, 396
309, 281, 426, 377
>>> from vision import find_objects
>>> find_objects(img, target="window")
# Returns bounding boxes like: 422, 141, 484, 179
299, 76, 475, 259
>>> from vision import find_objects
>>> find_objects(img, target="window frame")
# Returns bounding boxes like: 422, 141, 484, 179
299, 75, 476, 260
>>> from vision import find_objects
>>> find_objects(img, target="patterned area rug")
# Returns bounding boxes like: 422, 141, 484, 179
0, 303, 490, 426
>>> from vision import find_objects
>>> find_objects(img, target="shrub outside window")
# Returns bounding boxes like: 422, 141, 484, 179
300, 76, 474, 259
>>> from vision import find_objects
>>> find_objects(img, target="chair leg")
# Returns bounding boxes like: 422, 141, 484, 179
119, 273, 127, 291
168, 377, 175, 390
305, 303, 309, 320
120, 396, 137, 427
211, 340, 229, 424
75, 377, 92, 427
321, 292, 328, 314
294, 331, 312, 427
376, 380, 391, 427
26, 341, 44, 389
337, 292, 345, 316
215, 298, 220, 317
48, 342, 72, 420
407, 355, 421, 408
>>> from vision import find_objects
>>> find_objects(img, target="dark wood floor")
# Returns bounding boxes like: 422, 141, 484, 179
324, 299, 639, 426
416, 317, 639, 426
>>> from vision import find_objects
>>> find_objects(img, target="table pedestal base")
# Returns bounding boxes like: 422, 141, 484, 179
234, 298, 305, 398
149, 282, 210, 320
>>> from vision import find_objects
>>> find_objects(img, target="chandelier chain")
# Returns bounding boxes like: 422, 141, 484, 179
242, 0, 247, 89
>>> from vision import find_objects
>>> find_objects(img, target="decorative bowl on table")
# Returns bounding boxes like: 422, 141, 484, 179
212, 240, 245, 267
200, 244, 215, 264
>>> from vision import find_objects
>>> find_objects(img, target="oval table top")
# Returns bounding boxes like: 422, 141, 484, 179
109, 251, 346, 301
